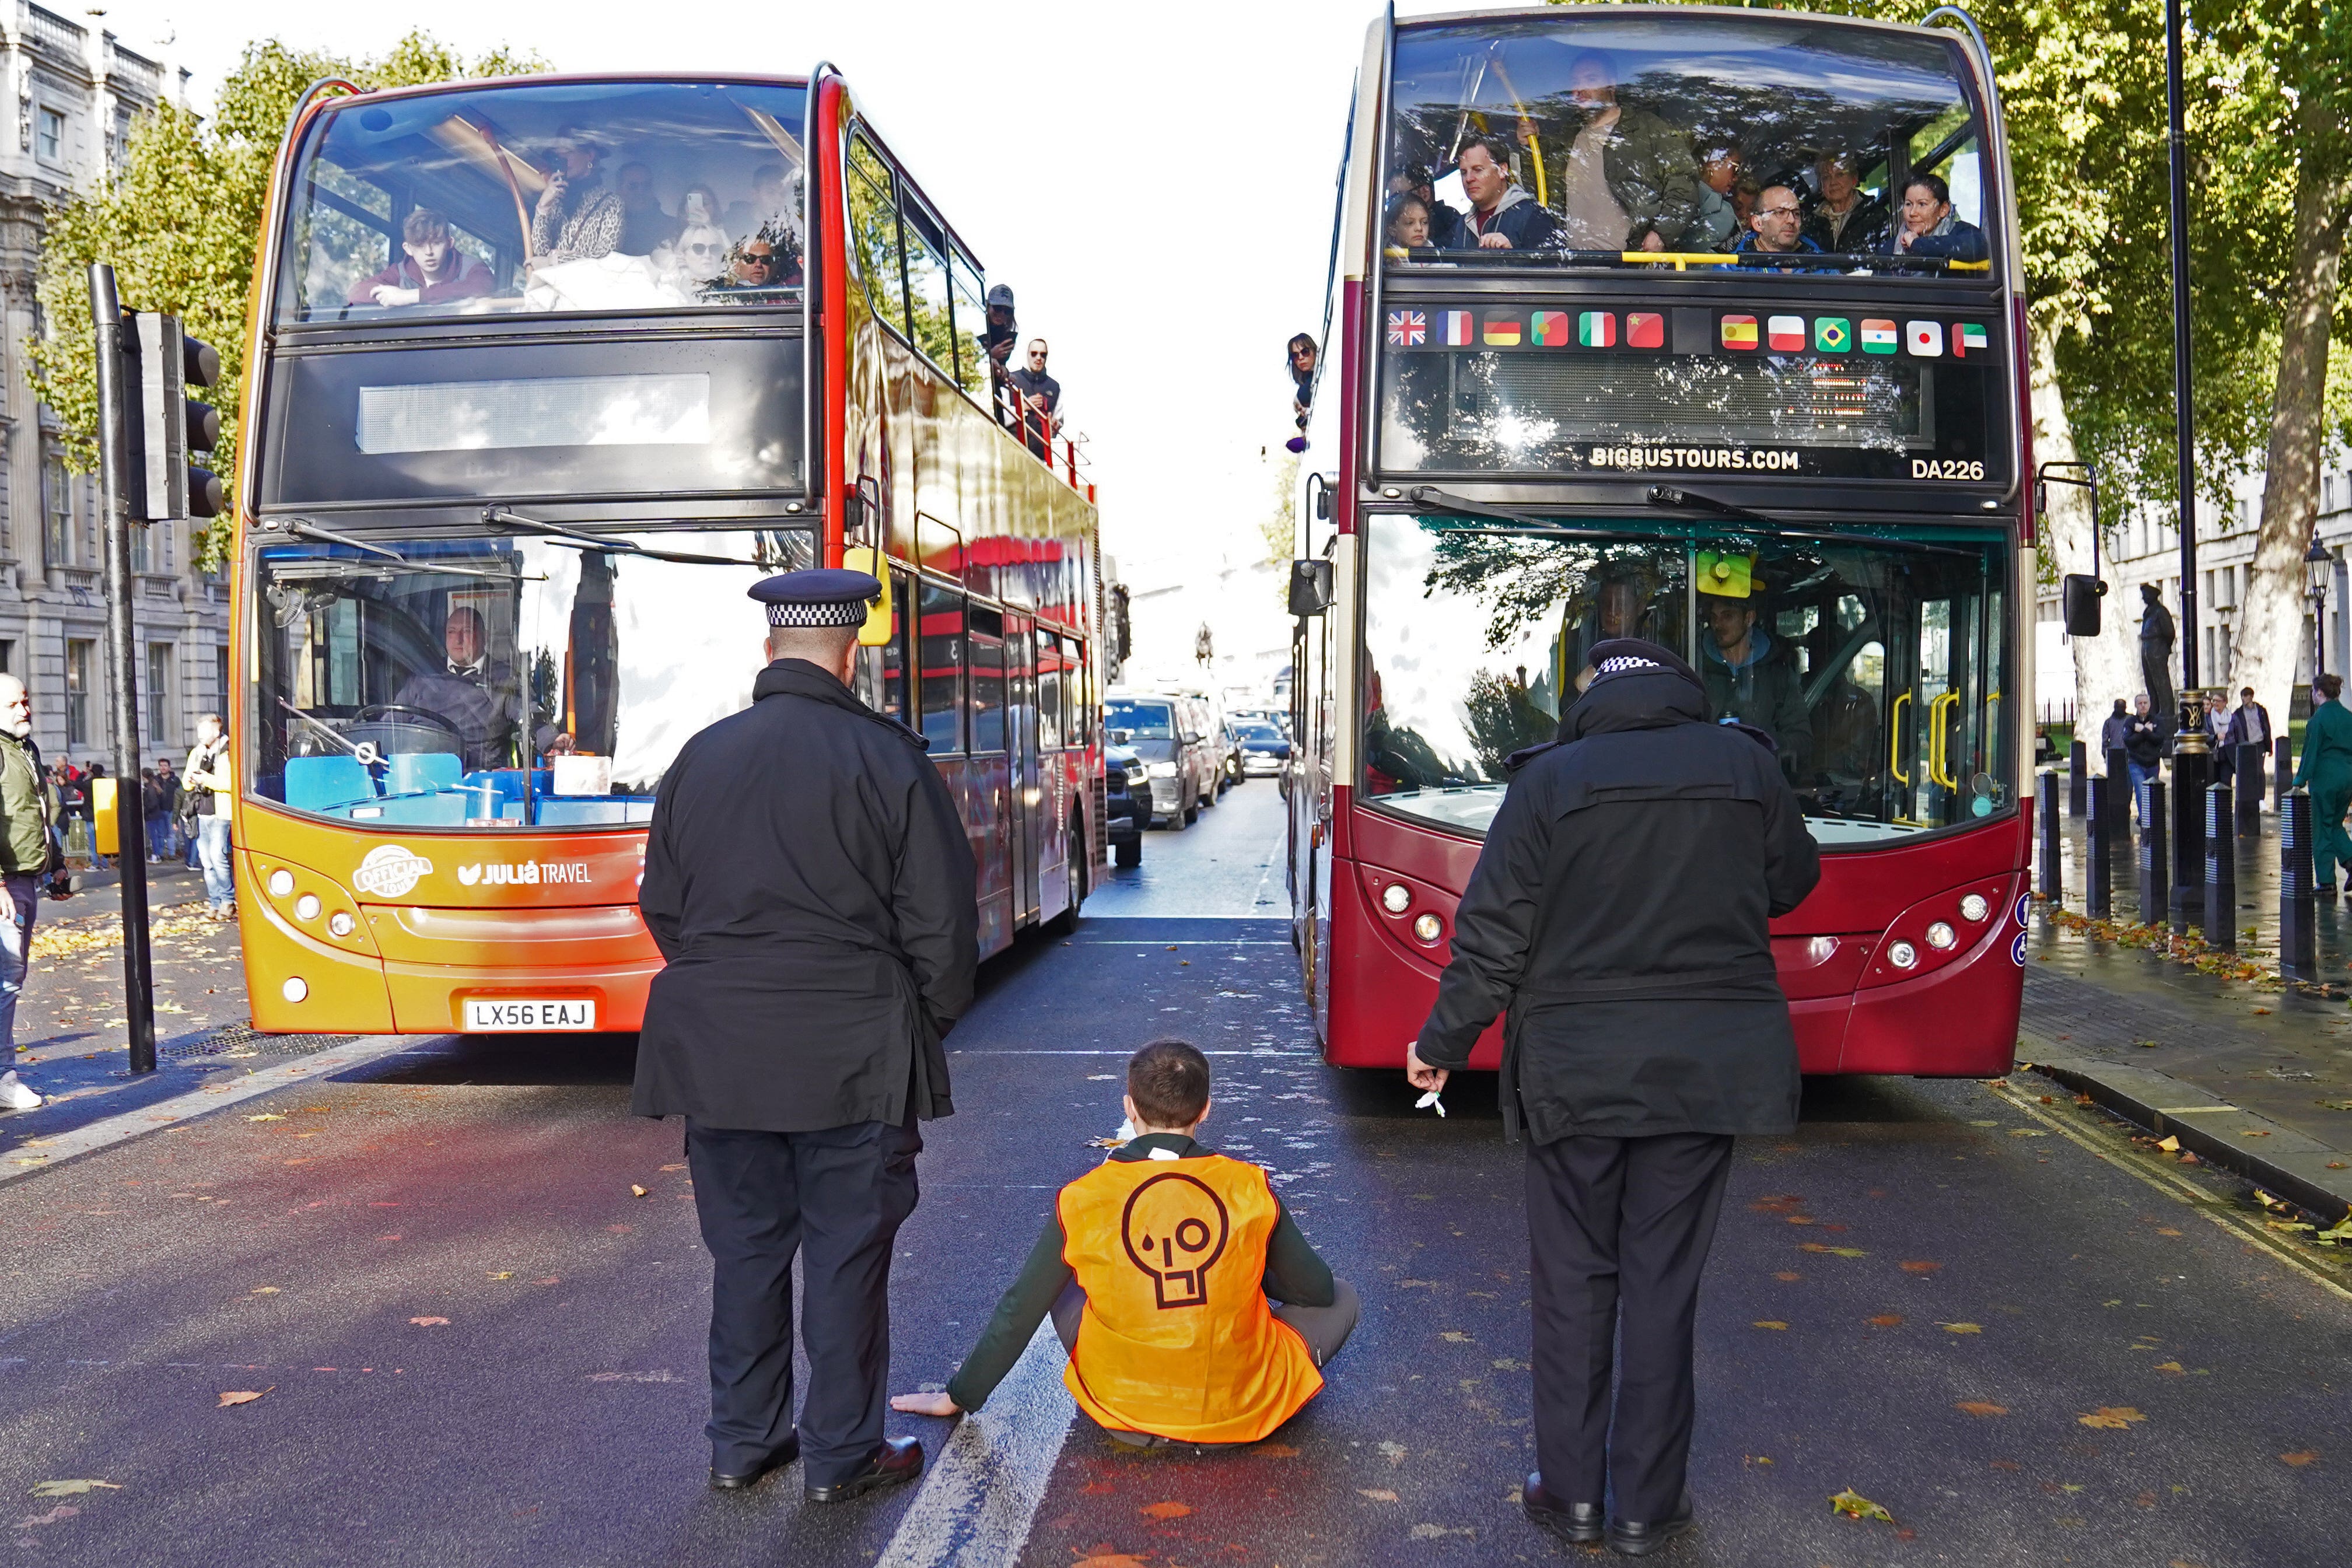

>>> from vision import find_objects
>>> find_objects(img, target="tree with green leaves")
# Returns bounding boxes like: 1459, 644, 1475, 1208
27, 32, 543, 569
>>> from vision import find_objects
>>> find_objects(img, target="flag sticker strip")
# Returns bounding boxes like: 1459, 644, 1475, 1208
1860, 318, 1898, 354
1579, 312, 1616, 348
1906, 320, 1944, 357
1483, 313, 1522, 346
1627, 312, 1664, 349
1766, 315, 1805, 351
1444, 310, 1474, 346
1531, 309, 1570, 346
1386, 309, 1427, 347
1956, 321, 1989, 356
1720, 314, 1758, 350
1814, 317, 1851, 353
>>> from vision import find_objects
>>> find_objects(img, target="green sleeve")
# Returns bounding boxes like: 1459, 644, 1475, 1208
944, 1213, 1074, 1412
1260, 1198, 1336, 1308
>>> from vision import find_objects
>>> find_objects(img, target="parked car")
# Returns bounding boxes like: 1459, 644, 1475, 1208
1104, 742, 1146, 866
1105, 691, 1212, 827
1231, 720, 1290, 778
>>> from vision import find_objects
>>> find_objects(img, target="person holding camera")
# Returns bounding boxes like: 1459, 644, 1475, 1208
0, 676, 69, 1112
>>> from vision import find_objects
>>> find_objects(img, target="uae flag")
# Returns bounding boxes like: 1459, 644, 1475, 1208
1531, 310, 1571, 346
1484, 313, 1522, 346
1626, 312, 1665, 348
1906, 320, 1944, 357
1720, 314, 1759, 350
1578, 311, 1616, 348
1860, 318, 1899, 354
1766, 315, 1805, 351
1444, 310, 1474, 346
1955, 321, 1990, 357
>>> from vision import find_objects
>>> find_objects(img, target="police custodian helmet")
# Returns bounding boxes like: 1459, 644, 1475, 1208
748, 568, 883, 627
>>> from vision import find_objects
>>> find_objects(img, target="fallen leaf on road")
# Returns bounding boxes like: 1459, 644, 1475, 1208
1408, 1524, 1474, 1539
409, 1317, 450, 1327
1753, 1320, 1788, 1331
488, 1272, 513, 1280
245, 1114, 284, 1122
2154, 1361, 2185, 1374
2008, 1129, 2048, 1138
2157, 1227, 2183, 1237
1798, 1243, 1867, 1257
1774, 1270, 1801, 1281
631, 1185, 649, 1198
2280, 1450, 2319, 1466
1940, 1322, 1983, 1334
1139, 1501, 1189, 1520
1899, 1261, 1943, 1274
1070, 1552, 1151, 1568
29, 1481, 120, 1497
2157, 1135, 2180, 1153
1257, 1444, 1300, 1458
2078, 1407, 2148, 1430
1357, 1489, 1399, 1502
1378, 1441, 1406, 1465
250, 1287, 279, 1296
1868, 1314, 1903, 1328
659, 1163, 687, 1172
1955, 1402, 2007, 1417
216, 1388, 271, 1408
1829, 1488, 1894, 1523
13, 1506, 78, 1527
1438, 1331, 1472, 1343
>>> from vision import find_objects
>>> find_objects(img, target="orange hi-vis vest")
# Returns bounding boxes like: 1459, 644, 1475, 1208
1056, 1152, 1324, 1444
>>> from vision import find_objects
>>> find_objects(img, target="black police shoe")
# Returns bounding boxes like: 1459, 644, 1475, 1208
1521, 1472, 1604, 1544
1607, 1488, 1695, 1556
806, 1436, 924, 1504
709, 1430, 799, 1491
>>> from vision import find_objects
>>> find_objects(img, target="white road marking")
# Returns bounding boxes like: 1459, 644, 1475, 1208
876, 1319, 1075, 1568
1, 1036, 440, 1184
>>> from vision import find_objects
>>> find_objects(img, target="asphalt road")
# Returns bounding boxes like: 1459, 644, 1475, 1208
3, 779, 2348, 1566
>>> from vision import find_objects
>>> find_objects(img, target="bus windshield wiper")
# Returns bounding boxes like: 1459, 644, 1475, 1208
262, 516, 525, 582
482, 506, 749, 566
1644, 484, 1971, 556
1401, 487, 1622, 537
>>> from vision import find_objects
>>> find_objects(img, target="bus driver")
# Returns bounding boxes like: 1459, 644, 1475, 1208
390, 606, 574, 772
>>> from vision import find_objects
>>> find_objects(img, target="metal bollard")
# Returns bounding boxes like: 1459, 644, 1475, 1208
2234, 742, 2264, 830
2171, 750, 2209, 931
2068, 740, 2087, 817
2106, 748, 2132, 840
2038, 771, 2063, 904
2280, 788, 2318, 982
2140, 778, 2169, 927
2204, 781, 2235, 950
2085, 775, 2113, 919
2276, 736, 2293, 811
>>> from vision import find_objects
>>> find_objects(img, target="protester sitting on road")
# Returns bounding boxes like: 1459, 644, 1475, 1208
1732, 185, 1828, 270
1701, 593, 1812, 774
2294, 671, 2352, 894
1801, 151, 1888, 254
1407, 638, 1821, 1556
1551, 48, 1692, 253
1453, 136, 1559, 252
892, 1038, 1355, 1447
0, 675, 61, 1113
2125, 693, 2166, 822
614, 161, 681, 256
344, 207, 495, 309
529, 127, 625, 266
1882, 172, 1987, 263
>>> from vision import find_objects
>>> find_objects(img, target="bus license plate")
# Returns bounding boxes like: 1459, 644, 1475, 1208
464, 998, 596, 1031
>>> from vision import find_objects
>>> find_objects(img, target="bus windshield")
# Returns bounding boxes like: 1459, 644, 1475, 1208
1359, 512, 2012, 846
250, 526, 814, 828
1386, 13, 1989, 272
277, 79, 808, 324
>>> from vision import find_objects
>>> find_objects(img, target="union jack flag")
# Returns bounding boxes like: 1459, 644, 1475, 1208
1386, 309, 1427, 346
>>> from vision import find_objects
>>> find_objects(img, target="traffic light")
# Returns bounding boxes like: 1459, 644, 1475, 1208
127, 313, 222, 521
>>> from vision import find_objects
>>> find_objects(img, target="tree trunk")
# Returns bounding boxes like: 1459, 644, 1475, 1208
2032, 331, 2140, 763
2235, 108, 2352, 721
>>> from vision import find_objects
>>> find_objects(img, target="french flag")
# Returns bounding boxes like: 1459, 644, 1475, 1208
1444, 310, 1474, 346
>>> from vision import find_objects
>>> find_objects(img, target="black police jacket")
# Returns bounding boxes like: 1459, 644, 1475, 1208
1414, 669, 1821, 1142
633, 659, 978, 1132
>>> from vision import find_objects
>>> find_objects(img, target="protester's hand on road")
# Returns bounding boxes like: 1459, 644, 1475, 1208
890, 1391, 960, 1418
1405, 1044, 1448, 1094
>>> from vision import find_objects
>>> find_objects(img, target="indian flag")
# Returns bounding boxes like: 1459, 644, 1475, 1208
1860, 318, 1899, 354
1956, 321, 1990, 356
1720, 314, 1758, 351
1578, 312, 1616, 348
1444, 310, 1474, 346
1483, 313, 1522, 346
1531, 310, 1570, 346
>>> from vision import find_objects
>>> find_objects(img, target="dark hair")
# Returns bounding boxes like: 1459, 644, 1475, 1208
1460, 134, 1516, 172
2241, 686, 2256, 698
402, 206, 452, 244
1287, 332, 1317, 365
1903, 172, 1952, 208
2319, 673, 2344, 701
1128, 1038, 1210, 1129
1387, 191, 1431, 223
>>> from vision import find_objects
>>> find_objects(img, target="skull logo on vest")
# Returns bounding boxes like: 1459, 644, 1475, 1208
1120, 1172, 1231, 1310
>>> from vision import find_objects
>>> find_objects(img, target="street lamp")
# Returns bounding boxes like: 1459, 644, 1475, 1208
2309, 534, 2334, 677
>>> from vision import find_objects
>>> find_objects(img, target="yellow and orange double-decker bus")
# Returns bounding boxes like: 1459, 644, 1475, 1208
233, 68, 1102, 1035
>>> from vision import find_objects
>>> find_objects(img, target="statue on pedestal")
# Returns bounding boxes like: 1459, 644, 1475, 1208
2138, 582, 2176, 733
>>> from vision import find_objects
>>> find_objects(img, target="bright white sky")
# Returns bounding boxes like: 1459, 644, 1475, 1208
89, 0, 1466, 657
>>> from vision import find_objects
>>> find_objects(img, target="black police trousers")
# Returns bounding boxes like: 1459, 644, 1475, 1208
1526, 1130, 1735, 1523
686, 1117, 921, 1486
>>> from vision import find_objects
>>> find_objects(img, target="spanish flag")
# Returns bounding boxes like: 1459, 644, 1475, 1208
1720, 314, 1759, 351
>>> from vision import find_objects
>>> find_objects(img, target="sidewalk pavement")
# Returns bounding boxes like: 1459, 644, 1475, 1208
2027, 794, 2352, 1228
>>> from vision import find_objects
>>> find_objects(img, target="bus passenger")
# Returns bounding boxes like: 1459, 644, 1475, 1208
344, 208, 495, 309
1882, 172, 1987, 263
1386, 192, 1438, 256
1802, 151, 1887, 254
680, 184, 727, 240
1552, 50, 1693, 253
530, 127, 625, 265
1732, 186, 1827, 270
1689, 142, 1743, 251
1700, 596, 1812, 772
1455, 136, 1558, 252
1010, 340, 1062, 458
614, 162, 681, 255
676, 224, 730, 285
724, 163, 800, 250
390, 606, 573, 772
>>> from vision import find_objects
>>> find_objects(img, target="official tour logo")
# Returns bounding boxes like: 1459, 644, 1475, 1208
353, 844, 433, 898
1121, 1172, 1231, 1310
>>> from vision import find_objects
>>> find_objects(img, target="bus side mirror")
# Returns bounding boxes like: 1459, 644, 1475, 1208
2062, 573, 2105, 638
844, 546, 894, 646
1289, 559, 1333, 617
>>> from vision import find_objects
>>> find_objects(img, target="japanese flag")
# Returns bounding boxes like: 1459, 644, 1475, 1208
1906, 320, 1944, 357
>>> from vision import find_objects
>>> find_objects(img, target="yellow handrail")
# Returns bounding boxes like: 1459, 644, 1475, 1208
1929, 691, 1962, 789
1889, 691, 1912, 784
1374, 247, 1994, 273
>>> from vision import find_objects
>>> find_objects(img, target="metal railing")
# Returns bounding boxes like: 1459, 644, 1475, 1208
995, 381, 1093, 503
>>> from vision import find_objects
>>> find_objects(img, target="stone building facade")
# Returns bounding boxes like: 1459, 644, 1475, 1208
0, 4, 225, 772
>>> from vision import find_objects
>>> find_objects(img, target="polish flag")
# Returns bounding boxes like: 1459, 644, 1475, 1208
1766, 316, 1805, 351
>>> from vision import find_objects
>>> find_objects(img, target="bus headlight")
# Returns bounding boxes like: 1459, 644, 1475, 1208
1959, 893, 1991, 922
295, 894, 322, 922
267, 868, 295, 897
1382, 884, 1412, 914
282, 977, 308, 1003
328, 912, 355, 937
1412, 913, 1443, 943
1888, 940, 1919, 970
1926, 922, 1957, 950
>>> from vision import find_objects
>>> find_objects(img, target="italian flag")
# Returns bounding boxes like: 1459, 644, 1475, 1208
1578, 312, 1615, 348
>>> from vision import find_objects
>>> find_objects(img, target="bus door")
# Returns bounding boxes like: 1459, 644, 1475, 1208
1006, 611, 1042, 925
1034, 626, 1072, 921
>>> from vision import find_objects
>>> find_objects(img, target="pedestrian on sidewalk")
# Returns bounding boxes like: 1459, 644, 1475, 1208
2223, 686, 2272, 793
2126, 694, 2165, 823
0, 676, 66, 1113
141, 765, 176, 862
633, 569, 976, 1504
2292, 672, 2352, 894
184, 716, 235, 916
1406, 639, 1821, 1556
2097, 697, 2132, 762
891, 1039, 1354, 1447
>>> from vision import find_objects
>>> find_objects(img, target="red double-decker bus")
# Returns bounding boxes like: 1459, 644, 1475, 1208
1289, 6, 2032, 1076
232, 67, 1102, 1035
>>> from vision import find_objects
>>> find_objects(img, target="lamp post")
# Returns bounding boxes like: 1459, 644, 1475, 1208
2309, 534, 2333, 678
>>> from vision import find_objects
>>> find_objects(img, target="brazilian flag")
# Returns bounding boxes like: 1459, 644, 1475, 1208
1814, 316, 1852, 354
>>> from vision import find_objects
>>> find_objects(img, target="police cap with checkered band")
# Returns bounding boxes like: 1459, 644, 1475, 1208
748, 568, 883, 628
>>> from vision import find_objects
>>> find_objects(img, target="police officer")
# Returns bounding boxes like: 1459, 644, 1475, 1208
1406, 638, 1819, 1556
634, 568, 977, 1502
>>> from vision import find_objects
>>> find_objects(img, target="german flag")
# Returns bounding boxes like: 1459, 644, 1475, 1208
1484, 313, 1522, 346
